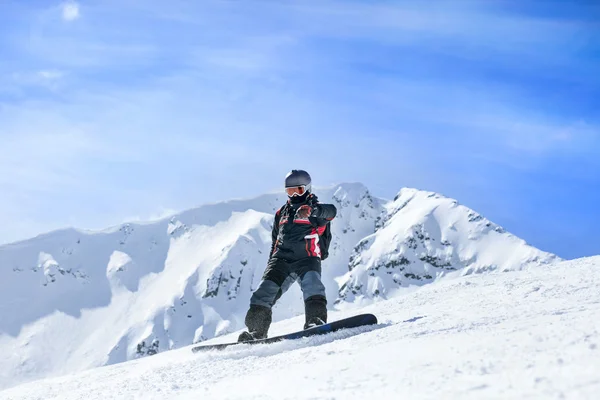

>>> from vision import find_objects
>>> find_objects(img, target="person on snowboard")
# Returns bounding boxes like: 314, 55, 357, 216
238, 170, 337, 342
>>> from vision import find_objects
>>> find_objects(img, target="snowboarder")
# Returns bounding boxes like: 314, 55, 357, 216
238, 170, 337, 342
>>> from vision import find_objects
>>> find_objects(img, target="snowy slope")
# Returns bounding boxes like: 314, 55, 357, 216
0, 183, 561, 391
2, 256, 598, 400
338, 188, 559, 303
0, 183, 383, 389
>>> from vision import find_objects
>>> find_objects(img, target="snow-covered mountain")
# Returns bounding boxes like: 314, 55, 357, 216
338, 188, 559, 303
3, 255, 598, 400
0, 183, 558, 390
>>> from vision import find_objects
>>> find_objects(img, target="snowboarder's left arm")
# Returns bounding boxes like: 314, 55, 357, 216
295, 200, 336, 224
310, 203, 337, 221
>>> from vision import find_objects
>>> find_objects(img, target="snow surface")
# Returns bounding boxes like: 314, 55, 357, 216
0, 183, 559, 390
2, 256, 599, 400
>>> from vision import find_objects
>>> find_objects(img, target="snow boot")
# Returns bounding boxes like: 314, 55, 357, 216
238, 304, 272, 342
304, 296, 327, 330
237, 331, 263, 342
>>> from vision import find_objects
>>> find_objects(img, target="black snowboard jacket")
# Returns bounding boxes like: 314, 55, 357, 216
270, 194, 337, 262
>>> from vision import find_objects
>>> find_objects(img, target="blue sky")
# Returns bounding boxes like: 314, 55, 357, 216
0, 1, 598, 259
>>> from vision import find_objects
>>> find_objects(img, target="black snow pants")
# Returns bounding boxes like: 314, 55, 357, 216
244, 256, 327, 338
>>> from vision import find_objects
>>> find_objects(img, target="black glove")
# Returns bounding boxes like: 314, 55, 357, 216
310, 204, 321, 218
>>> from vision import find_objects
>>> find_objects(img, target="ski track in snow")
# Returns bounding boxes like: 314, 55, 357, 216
2, 257, 599, 400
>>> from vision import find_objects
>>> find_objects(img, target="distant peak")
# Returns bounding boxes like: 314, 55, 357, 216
393, 187, 449, 202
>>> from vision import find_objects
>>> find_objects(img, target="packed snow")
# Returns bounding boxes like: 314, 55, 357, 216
2, 256, 599, 399
0, 183, 560, 392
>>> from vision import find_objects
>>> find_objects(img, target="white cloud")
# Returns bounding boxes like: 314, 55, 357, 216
38, 70, 64, 80
61, 1, 80, 22
8, 70, 66, 90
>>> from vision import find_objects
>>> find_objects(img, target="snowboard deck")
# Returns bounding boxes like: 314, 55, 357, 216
191, 313, 378, 353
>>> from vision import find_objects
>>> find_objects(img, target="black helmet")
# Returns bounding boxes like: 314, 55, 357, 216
285, 170, 312, 198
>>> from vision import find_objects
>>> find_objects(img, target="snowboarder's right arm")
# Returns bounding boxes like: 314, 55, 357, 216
270, 208, 282, 257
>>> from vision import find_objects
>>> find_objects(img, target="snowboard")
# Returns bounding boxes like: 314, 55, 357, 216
191, 313, 378, 353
